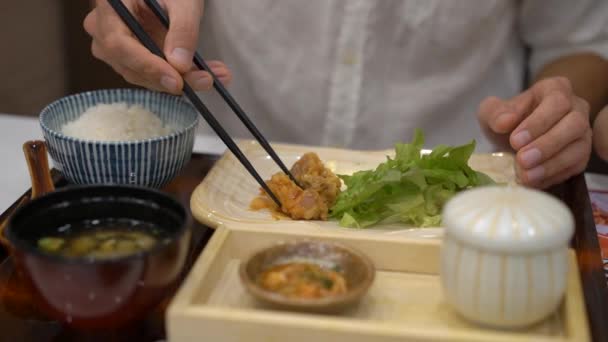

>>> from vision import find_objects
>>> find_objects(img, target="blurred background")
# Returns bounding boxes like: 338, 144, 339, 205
0, 1, 129, 117
0, 1, 605, 172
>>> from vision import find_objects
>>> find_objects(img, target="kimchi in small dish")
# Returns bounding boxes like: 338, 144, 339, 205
239, 240, 374, 313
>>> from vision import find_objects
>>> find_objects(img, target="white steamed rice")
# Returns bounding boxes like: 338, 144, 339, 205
61, 102, 174, 141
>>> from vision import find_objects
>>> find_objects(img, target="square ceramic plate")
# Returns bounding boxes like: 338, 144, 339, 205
190, 140, 516, 239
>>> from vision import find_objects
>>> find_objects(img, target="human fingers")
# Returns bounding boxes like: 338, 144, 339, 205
86, 1, 184, 94
509, 90, 576, 151
95, 33, 184, 93
593, 106, 608, 161
515, 97, 590, 170
518, 132, 591, 188
183, 60, 232, 90
163, 0, 204, 73
536, 165, 580, 190
534, 142, 591, 189
204, 60, 233, 84
477, 92, 536, 135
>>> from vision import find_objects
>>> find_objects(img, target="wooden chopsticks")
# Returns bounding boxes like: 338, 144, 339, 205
106, 0, 285, 207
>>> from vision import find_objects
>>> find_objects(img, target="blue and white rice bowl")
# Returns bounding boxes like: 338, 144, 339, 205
40, 88, 198, 188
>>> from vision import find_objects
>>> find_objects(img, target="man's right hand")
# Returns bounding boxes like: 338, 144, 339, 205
84, 0, 231, 94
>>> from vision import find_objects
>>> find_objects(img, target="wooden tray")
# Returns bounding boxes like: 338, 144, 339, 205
0, 153, 219, 342
0, 152, 606, 341
190, 140, 516, 239
166, 224, 589, 342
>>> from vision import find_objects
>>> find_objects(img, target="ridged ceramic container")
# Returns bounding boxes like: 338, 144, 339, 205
40, 89, 199, 188
440, 185, 574, 328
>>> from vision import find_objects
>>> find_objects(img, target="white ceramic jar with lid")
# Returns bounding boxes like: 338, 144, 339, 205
440, 185, 574, 328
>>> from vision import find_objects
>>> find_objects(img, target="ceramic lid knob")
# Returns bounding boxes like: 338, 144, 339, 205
442, 185, 574, 253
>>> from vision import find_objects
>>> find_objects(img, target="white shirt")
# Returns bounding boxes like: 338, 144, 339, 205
195, 1, 608, 152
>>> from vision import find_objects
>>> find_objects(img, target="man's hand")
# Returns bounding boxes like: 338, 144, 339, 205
83, 0, 231, 94
593, 105, 608, 161
478, 77, 592, 189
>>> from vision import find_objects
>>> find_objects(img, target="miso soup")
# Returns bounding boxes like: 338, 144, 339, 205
36, 218, 169, 259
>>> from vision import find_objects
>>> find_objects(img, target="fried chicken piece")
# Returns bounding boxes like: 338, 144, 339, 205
266, 173, 328, 220
250, 152, 341, 221
290, 152, 341, 207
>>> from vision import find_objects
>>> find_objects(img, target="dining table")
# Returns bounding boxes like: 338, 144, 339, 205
1, 112, 607, 342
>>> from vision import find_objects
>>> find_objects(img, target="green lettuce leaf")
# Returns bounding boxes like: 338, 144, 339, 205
329, 129, 495, 228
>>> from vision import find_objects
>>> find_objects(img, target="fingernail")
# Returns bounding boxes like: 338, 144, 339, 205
511, 130, 531, 150
519, 148, 542, 168
192, 75, 213, 91
525, 165, 545, 184
171, 48, 192, 69
161, 76, 178, 92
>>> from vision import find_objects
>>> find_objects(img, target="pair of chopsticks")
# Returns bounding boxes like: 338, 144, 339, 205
107, 0, 300, 207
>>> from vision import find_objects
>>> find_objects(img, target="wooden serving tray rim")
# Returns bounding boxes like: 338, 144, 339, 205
166, 224, 589, 342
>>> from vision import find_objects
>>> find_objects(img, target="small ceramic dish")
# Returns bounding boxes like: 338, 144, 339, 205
239, 240, 375, 313
40, 88, 199, 188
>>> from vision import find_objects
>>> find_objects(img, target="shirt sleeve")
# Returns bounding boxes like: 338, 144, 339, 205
519, 0, 608, 77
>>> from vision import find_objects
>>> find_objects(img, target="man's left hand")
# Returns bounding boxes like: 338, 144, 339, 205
478, 77, 592, 189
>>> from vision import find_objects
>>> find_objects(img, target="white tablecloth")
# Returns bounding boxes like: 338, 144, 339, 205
0, 113, 225, 212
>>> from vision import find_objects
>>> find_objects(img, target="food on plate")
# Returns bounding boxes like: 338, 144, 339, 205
251, 152, 341, 220
37, 218, 167, 259
61, 102, 174, 141
330, 129, 495, 228
290, 152, 342, 206
250, 130, 494, 227
257, 262, 347, 299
